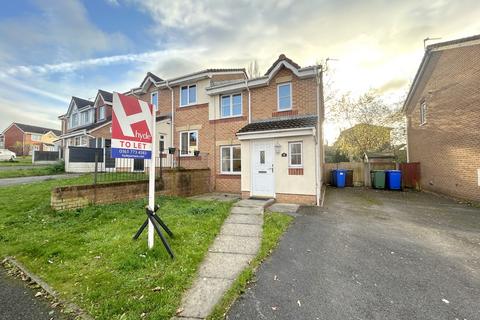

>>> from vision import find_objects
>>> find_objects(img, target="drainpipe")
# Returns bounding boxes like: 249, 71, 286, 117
314, 65, 324, 206
245, 79, 251, 123
166, 80, 174, 168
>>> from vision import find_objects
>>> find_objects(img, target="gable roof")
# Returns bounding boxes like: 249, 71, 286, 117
207, 55, 320, 95
403, 34, 480, 112
11, 123, 61, 136
265, 54, 301, 75
98, 90, 113, 103
72, 96, 94, 110
237, 115, 318, 134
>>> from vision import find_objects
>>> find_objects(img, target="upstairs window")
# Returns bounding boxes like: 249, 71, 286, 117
289, 141, 303, 167
71, 113, 79, 128
151, 91, 158, 111
81, 110, 91, 125
420, 101, 427, 125
31, 134, 42, 141
180, 130, 198, 156
277, 82, 292, 111
221, 94, 242, 118
99, 106, 105, 121
180, 84, 197, 106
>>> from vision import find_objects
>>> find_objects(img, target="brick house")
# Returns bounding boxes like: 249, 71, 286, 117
60, 55, 324, 204
58, 90, 113, 157
1, 123, 61, 155
403, 35, 480, 202
127, 54, 324, 204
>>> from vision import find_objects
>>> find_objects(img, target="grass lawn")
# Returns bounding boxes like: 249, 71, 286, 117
0, 176, 233, 319
0, 156, 32, 166
208, 212, 293, 319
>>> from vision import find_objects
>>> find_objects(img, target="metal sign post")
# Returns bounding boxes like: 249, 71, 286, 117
111, 92, 174, 257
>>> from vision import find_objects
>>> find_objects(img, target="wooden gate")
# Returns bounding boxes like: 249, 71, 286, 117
399, 162, 421, 189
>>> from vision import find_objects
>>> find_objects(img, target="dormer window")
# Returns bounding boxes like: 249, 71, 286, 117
180, 84, 197, 106
71, 113, 79, 128
99, 106, 105, 120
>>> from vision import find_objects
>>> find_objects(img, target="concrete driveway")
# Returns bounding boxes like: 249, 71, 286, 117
227, 187, 480, 320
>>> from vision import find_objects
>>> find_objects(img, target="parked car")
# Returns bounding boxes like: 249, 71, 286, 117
0, 149, 16, 161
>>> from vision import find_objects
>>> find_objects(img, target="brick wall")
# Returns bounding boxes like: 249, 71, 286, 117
4, 125, 26, 155
406, 44, 480, 202
251, 67, 317, 121
51, 169, 211, 211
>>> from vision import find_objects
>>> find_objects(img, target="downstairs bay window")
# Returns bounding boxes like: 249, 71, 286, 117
221, 145, 241, 174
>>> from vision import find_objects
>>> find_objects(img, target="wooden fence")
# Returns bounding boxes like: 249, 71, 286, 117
324, 162, 397, 187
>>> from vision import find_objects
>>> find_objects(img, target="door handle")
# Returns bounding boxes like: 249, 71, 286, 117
258, 170, 267, 173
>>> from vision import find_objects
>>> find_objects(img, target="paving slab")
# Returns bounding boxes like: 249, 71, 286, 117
225, 214, 263, 225
198, 252, 254, 279
267, 203, 300, 214
221, 223, 262, 237
236, 199, 273, 208
209, 235, 260, 255
177, 277, 233, 319
231, 206, 263, 214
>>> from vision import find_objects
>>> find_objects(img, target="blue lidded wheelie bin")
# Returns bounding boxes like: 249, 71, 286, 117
334, 169, 347, 188
385, 170, 402, 190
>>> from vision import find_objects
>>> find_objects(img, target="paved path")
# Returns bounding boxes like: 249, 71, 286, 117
0, 165, 48, 171
0, 268, 63, 320
0, 174, 81, 187
175, 198, 273, 319
228, 188, 480, 320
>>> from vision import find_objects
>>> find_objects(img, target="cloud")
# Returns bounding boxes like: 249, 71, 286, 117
1, 48, 206, 78
0, 0, 130, 66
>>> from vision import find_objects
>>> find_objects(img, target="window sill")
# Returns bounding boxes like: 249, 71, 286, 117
217, 173, 241, 178
177, 103, 208, 110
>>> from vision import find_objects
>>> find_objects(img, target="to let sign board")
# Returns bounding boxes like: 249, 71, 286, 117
111, 92, 154, 159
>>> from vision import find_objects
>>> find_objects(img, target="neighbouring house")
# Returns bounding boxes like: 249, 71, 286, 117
58, 90, 113, 160
61, 55, 324, 204
403, 34, 480, 202
1, 123, 61, 155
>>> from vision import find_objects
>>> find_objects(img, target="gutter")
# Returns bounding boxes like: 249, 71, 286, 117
166, 80, 175, 168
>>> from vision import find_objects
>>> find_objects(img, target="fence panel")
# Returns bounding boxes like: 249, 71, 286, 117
399, 162, 421, 189
324, 162, 396, 186
69, 147, 104, 163
33, 150, 59, 163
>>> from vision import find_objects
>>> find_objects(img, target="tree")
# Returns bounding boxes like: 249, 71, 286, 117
334, 124, 392, 160
247, 60, 261, 78
327, 90, 406, 160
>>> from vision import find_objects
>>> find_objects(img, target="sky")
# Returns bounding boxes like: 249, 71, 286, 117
0, 0, 479, 143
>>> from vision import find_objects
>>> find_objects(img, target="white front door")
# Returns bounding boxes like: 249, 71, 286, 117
251, 139, 275, 197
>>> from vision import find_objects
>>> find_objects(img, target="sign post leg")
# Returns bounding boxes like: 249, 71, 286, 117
147, 109, 157, 249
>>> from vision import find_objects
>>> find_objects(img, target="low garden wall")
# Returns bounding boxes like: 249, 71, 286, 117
51, 169, 210, 211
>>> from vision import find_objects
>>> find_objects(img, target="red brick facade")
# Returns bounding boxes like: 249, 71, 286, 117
406, 43, 480, 202
3, 124, 47, 155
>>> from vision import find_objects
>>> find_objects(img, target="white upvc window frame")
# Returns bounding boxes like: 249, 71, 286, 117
179, 130, 199, 156
288, 141, 303, 167
277, 82, 292, 111
180, 84, 197, 107
220, 93, 243, 118
71, 112, 79, 128
220, 145, 241, 174
31, 134, 42, 141
151, 91, 159, 111
98, 105, 105, 121
420, 101, 427, 126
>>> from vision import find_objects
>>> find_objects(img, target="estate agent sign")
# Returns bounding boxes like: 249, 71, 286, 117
111, 92, 153, 159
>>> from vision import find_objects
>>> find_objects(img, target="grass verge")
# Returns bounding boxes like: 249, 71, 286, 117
0, 156, 32, 166
0, 176, 232, 319
0, 161, 65, 178
207, 212, 293, 320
